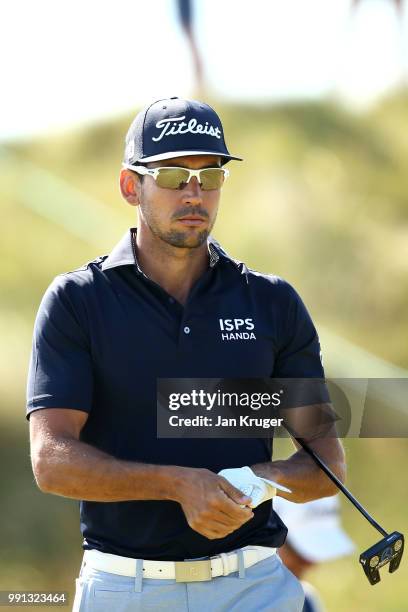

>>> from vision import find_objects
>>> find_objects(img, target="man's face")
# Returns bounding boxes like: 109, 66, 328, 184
135, 154, 223, 249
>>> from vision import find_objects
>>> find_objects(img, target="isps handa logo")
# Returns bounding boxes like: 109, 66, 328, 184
219, 318, 256, 341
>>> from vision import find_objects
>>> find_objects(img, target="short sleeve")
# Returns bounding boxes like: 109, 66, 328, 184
273, 284, 324, 378
26, 276, 93, 420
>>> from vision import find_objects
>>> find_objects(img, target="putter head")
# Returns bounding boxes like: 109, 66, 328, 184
359, 531, 404, 585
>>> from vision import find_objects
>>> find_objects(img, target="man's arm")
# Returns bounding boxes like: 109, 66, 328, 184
250, 422, 346, 503
30, 408, 254, 539
30, 408, 179, 501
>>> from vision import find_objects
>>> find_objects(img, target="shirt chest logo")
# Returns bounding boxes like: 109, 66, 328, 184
219, 318, 256, 341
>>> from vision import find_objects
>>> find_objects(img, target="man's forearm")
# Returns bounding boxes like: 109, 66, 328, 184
251, 442, 346, 503
34, 436, 183, 502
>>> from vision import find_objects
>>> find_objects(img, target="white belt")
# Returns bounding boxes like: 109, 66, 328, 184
82, 546, 276, 582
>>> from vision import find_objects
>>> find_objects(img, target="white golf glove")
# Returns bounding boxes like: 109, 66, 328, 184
218, 465, 291, 508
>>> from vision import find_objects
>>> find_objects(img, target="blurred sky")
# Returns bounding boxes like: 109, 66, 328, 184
1, 0, 407, 141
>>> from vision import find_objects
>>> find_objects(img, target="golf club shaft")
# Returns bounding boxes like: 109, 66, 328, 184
291, 433, 388, 538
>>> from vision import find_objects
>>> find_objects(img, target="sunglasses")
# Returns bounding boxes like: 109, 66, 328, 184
123, 164, 229, 190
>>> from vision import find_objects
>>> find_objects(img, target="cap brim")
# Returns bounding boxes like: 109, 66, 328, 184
136, 150, 243, 163
288, 526, 356, 563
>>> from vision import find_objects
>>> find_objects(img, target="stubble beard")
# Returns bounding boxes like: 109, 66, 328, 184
158, 227, 211, 248
139, 199, 216, 249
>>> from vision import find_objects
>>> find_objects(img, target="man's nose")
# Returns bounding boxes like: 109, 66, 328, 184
182, 176, 203, 203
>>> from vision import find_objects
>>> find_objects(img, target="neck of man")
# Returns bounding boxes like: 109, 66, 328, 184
134, 225, 210, 306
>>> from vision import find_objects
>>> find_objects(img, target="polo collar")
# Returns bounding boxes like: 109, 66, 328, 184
101, 227, 232, 272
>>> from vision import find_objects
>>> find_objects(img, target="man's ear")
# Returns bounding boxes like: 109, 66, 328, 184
119, 169, 141, 206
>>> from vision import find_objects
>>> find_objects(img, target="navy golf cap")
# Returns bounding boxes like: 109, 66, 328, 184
123, 97, 243, 166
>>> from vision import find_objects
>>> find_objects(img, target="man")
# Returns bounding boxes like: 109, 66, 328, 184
27, 97, 345, 612
274, 495, 355, 612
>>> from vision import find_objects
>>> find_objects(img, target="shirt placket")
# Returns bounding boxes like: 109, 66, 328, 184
178, 306, 194, 348
176, 265, 216, 349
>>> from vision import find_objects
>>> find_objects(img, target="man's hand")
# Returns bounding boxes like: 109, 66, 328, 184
171, 467, 255, 540
218, 466, 292, 508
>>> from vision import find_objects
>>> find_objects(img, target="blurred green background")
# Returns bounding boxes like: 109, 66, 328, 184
1, 94, 407, 611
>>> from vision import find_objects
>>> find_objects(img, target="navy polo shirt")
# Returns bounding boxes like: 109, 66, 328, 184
26, 228, 324, 561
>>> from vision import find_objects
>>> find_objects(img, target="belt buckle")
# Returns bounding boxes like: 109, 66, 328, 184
175, 559, 212, 582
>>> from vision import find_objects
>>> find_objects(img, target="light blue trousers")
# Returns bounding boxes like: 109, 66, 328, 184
73, 550, 305, 612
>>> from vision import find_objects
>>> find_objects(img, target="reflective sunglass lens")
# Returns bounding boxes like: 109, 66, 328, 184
153, 168, 225, 190
200, 169, 225, 190
155, 168, 190, 189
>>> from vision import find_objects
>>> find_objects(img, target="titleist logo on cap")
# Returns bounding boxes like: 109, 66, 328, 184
152, 115, 222, 142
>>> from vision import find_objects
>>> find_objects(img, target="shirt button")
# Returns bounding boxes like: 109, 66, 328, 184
183, 326, 190, 334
